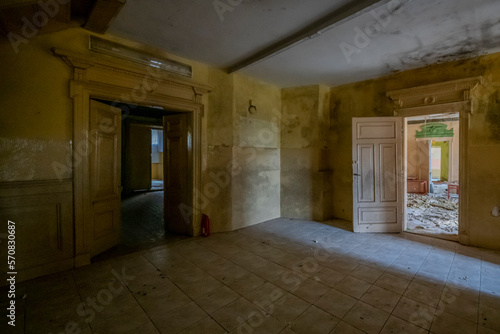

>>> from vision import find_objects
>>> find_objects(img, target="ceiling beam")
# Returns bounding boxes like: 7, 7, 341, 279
0, 0, 38, 9
227, 0, 395, 74
84, 0, 125, 34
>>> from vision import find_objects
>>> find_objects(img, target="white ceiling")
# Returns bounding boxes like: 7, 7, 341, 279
108, 0, 500, 88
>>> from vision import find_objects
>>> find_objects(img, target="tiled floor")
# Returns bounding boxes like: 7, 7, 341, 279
3, 218, 500, 334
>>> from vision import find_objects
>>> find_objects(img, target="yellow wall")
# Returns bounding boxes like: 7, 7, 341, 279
0, 27, 282, 235
281, 85, 333, 221
2, 26, 500, 250
0, 27, 209, 182
151, 152, 164, 180
331, 53, 500, 249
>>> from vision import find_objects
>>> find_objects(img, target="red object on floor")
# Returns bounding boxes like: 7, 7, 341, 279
448, 183, 459, 198
201, 214, 210, 237
407, 180, 428, 194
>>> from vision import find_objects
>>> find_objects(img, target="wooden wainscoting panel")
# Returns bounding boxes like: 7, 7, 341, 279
0, 180, 74, 283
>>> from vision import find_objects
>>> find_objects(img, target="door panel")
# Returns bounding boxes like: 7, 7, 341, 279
353, 117, 403, 233
93, 134, 116, 199
126, 124, 152, 191
357, 122, 396, 139
358, 207, 398, 225
358, 144, 375, 202
380, 144, 397, 202
89, 100, 121, 256
164, 114, 190, 234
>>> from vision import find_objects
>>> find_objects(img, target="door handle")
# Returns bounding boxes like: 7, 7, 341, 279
353, 173, 360, 176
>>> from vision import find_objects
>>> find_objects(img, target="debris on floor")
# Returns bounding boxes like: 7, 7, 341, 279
407, 183, 459, 235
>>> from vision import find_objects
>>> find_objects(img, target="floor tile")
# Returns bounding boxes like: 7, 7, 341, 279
151, 301, 208, 333
211, 297, 262, 332
245, 282, 285, 308
334, 275, 372, 299
195, 286, 240, 314
314, 288, 357, 319
252, 261, 287, 282
325, 257, 359, 274
361, 285, 402, 313
379, 315, 428, 334
135, 283, 192, 314
290, 278, 330, 303
438, 291, 479, 323
230, 314, 286, 334
480, 292, 500, 310
386, 263, 419, 280
179, 275, 223, 299
481, 277, 500, 296
430, 310, 477, 334
178, 316, 227, 334
123, 321, 160, 334
479, 304, 500, 332
375, 272, 411, 294
18, 217, 500, 334
313, 267, 346, 287
330, 321, 365, 333
89, 297, 155, 334
350, 265, 384, 283
478, 325, 500, 334
226, 272, 267, 295
444, 282, 480, 302
166, 264, 209, 285
404, 281, 441, 307
290, 305, 339, 334
271, 269, 306, 291
227, 250, 269, 271
413, 270, 447, 291
392, 296, 436, 330
269, 292, 310, 323
343, 301, 390, 334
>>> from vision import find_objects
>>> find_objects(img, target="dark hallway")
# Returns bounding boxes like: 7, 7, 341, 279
93, 191, 188, 261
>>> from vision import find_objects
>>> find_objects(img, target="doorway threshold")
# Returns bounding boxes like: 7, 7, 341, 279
404, 230, 458, 242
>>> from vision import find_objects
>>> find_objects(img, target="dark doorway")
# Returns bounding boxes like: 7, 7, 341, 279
91, 101, 188, 261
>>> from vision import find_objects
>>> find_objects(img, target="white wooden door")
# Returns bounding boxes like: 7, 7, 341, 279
352, 117, 403, 233
163, 114, 190, 234
89, 100, 122, 256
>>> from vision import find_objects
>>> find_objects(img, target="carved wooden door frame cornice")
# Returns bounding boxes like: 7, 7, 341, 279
53, 47, 211, 266
387, 77, 482, 245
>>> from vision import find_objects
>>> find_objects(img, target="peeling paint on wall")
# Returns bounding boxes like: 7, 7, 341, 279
331, 52, 500, 250
487, 90, 500, 142
281, 85, 333, 221
239, 116, 279, 148
0, 138, 72, 181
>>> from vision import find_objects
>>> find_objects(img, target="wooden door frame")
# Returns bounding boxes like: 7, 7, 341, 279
53, 47, 210, 266
387, 77, 482, 246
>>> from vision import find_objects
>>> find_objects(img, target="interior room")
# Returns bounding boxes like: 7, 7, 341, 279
1, 0, 500, 333
405, 115, 460, 240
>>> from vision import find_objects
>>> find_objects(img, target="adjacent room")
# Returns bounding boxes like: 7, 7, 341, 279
1, 0, 500, 333
405, 115, 460, 240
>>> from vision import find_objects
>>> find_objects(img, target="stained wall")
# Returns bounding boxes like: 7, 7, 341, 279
2, 25, 500, 252
231, 74, 281, 230
0, 27, 282, 236
281, 85, 334, 221
330, 53, 500, 249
